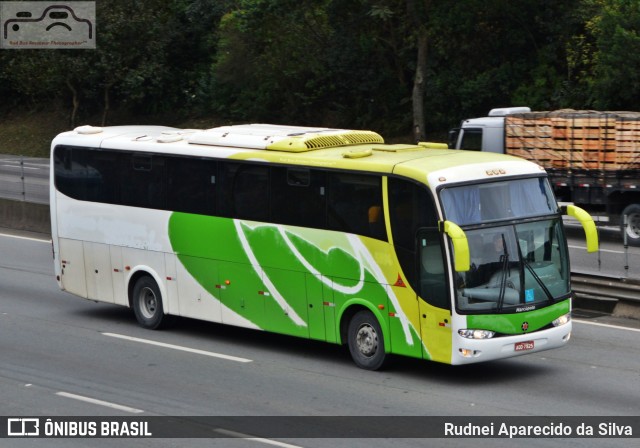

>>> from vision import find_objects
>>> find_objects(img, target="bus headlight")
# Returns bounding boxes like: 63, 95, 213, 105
458, 329, 495, 339
552, 313, 571, 327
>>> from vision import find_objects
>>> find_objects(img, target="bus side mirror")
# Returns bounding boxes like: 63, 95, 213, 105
439, 220, 470, 272
563, 205, 599, 252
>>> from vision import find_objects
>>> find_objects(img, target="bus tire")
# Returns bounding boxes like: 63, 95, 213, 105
347, 310, 387, 370
132, 276, 168, 330
621, 204, 640, 247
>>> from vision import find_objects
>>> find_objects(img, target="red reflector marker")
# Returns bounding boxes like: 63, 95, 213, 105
393, 274, 406, 287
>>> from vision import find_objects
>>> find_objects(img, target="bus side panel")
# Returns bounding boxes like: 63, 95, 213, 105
418, 299, 453, 363
262, 267, 309, 338
387, 285, 423, 359
322, 279, 337, 343
175, 255, 222, 323
218, 261, 266, 328
83, 242, 114, 304
306, 273, 326, 341
58, 238, 88, 298
110, 246, 127, 306
164, 253, 179, 315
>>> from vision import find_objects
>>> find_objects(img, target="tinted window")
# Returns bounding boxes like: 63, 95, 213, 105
419, 229, 449, 309
86, 150, 120, 204
388, 177, 439, 288
219, 163, 269, 221
54, 145, 83, 199
54, 146, 120, 204
166, 156, 217, 215
271, 167, 326, 228
460, 128, 483, 151
327, 172, 386, 240
121, 154, 165, 209
54, 145, 389, 242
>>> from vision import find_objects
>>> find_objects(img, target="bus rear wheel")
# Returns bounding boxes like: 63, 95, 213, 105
347, 310, 387, 370
132, 276, 168, 330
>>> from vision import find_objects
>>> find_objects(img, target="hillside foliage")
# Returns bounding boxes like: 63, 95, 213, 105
1, 0, 638, 140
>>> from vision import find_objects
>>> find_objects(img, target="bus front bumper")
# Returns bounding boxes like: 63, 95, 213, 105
451, 322, 572, 365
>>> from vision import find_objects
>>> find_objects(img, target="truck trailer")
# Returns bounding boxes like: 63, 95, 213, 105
450, 107, 640, 246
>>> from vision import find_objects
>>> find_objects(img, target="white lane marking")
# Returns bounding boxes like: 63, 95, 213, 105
0, 164, 40, 170
56, 391, 144, 413
568, 244, 627, 254
215, 428, 304, 448
102, 332, 253, 363
0, 232, 50, 243
574, 319, 640, 333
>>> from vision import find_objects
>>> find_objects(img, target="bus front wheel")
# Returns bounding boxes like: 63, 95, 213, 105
347, 310, 387, 370
132, 276, 168, 330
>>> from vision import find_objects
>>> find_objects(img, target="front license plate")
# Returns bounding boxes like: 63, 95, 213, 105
515, 341, 534, 351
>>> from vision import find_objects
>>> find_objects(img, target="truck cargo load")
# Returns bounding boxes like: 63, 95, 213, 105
505, 110, 640, 171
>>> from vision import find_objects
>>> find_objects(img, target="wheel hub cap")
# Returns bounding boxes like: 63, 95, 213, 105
356, 324, 378, 357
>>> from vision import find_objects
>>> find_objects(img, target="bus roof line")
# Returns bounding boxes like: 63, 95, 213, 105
187, 124, 384, 153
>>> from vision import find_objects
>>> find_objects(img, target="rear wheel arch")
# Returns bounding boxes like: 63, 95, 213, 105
128, 269, 173, 329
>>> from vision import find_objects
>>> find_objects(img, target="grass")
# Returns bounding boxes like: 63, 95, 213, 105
0, 109, 70, 157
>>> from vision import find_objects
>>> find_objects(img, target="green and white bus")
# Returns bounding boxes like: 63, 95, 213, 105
50, 123, 598, 369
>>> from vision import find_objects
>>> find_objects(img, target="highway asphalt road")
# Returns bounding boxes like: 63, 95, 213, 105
565, 223, 640, 279
0, 231, 639, 447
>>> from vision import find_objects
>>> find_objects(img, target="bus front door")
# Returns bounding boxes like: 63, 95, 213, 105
417, 230, 453, 363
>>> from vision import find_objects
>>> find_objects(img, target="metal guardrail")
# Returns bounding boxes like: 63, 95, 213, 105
572, 273, 640, 303
0, 155, 50, 205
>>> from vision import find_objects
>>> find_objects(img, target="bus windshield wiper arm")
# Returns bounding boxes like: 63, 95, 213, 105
496, 253, 509, 310
496, 234, 510, 311
523, 259, 554, 302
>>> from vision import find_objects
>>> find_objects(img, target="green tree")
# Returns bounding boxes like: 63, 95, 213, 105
588, 0, 640, 109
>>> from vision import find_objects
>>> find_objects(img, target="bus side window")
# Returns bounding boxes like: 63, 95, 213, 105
87, 150, 120, 205
327, 172, 386, 240
271, 167, 326, 228
54, 146, 85, 200
166, 156, 217, 216
123, 154, 165, 210
388, 177, 438, 290
219, 162, 269, 222
419, 230, 449, 309
53, 146, 121, 204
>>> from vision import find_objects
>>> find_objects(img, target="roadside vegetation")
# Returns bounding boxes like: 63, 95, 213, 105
1, 0, 638, 157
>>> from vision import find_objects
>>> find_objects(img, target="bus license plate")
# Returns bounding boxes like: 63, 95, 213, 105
515, 341, 534, 351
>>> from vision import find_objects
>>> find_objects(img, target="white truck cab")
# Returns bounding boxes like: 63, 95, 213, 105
450, 107, 531, 153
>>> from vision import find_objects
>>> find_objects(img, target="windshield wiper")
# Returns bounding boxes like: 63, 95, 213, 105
496, 235, 510, 310
523, 259, 554, 302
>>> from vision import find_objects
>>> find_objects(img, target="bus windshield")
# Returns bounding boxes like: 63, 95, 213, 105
439, 178, 569, 313
440, 177, 558, 225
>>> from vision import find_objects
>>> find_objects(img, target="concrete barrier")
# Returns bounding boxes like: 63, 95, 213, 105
0, 198, 50, 235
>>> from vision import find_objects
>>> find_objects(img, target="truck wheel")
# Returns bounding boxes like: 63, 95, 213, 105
621, 204, 640, 247
132, 276, 169, 329
347, 310, 387, 370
